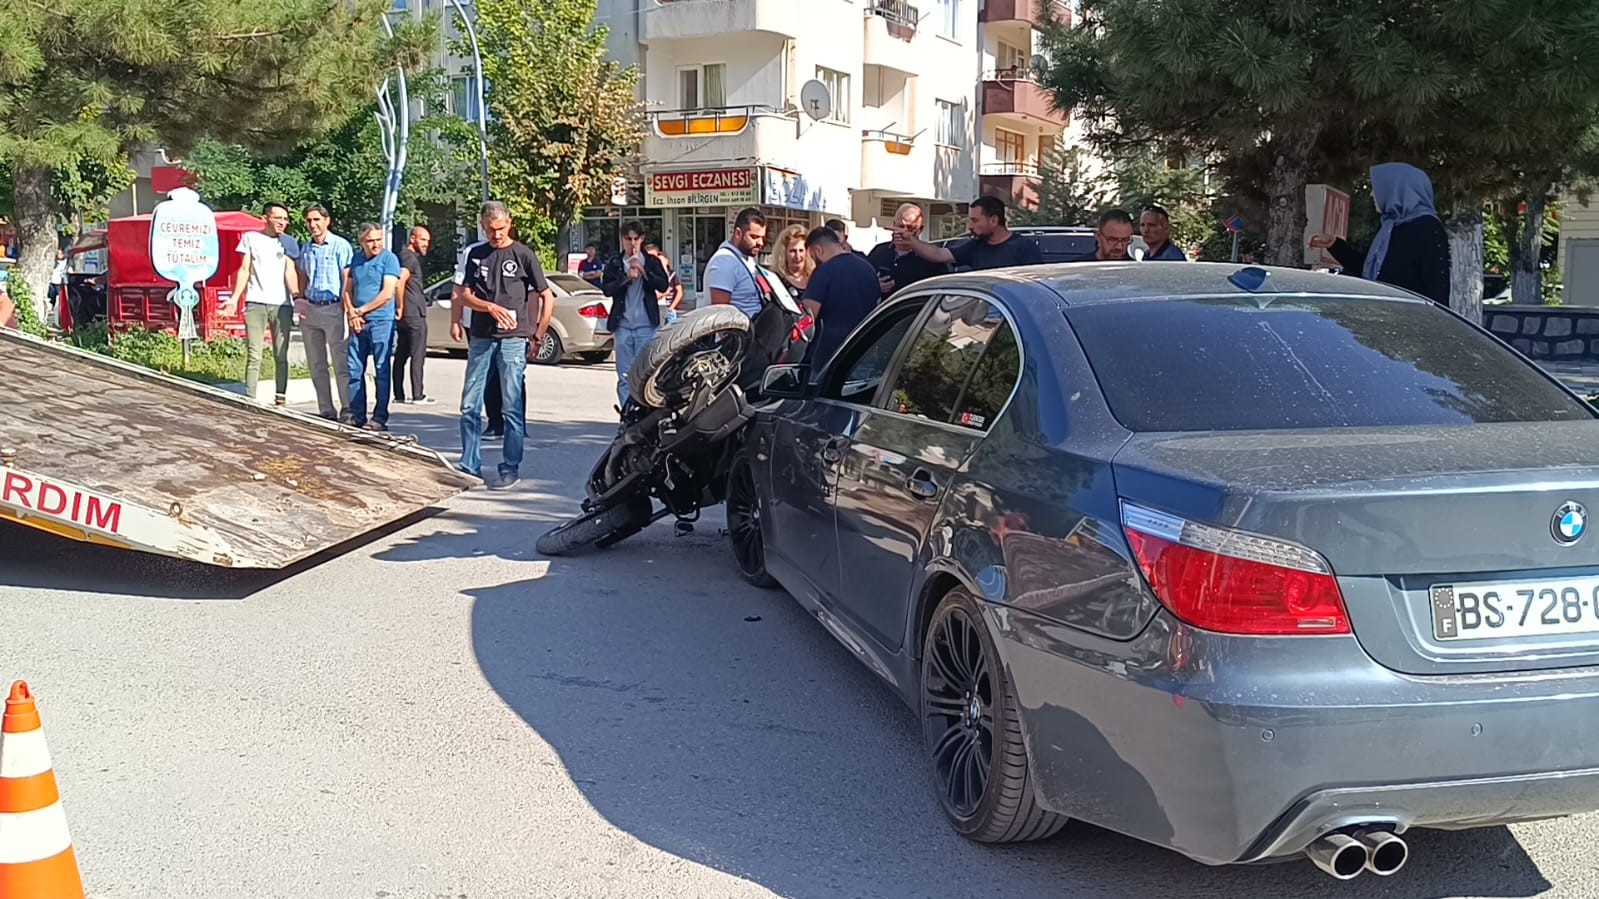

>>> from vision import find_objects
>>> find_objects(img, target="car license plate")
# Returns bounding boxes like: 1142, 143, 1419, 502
1431, 577, 1599, 641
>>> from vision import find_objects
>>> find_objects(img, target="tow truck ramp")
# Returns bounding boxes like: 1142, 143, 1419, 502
0, 330, 475, 568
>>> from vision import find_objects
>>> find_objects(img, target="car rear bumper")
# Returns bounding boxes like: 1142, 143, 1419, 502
994, 607, 1599, 865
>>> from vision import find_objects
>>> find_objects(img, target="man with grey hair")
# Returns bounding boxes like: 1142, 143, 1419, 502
457, 201, 555, 488
867, 202, 949, 297
343, 222, 401, 431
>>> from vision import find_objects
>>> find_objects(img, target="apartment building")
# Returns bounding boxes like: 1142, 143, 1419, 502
589, 0, 986, 304
975, 0, 1071, 211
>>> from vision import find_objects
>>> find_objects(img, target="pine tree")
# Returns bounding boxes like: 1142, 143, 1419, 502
0, 0, 412, 314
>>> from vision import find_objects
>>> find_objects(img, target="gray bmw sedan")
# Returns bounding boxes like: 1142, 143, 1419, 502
729, 262, 1599, 879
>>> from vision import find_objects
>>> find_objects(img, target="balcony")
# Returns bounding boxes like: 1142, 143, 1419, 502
860, 130, 922, 195
978, 0, 1070, 27
642, 0, 801, 43
863, 1, 921, 76
979, 162, 1043, 210
981, 71, 1068, 127
644, 105, 801, 172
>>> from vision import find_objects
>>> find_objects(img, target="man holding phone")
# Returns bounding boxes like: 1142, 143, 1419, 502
457, 201, 555, 488
866, 203, 949, 298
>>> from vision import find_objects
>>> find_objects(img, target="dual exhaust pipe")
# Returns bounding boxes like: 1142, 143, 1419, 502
1305, 829, 1409, 879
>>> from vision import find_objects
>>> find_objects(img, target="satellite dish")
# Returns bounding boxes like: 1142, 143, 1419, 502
1030, 54, 1047, 76
799, 79, 833, 121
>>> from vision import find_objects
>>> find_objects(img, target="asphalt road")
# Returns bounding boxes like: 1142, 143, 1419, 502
1, 355, 1595, 899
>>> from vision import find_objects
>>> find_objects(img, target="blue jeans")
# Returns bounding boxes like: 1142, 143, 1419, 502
614, 325, 657, 407
459, 337, 528, 477
347, 316, 395, 425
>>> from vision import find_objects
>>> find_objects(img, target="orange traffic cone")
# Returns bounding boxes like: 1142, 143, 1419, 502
0, 681, 85, 898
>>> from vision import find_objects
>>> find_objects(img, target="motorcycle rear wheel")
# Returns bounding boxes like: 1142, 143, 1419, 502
628, 305, 752, 410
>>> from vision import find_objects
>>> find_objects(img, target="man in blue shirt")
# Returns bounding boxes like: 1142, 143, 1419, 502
343, 223, 401, 431
802, 226, 882, 369
705, 207, 775, 318
296, 205, 356, 421
577, 244, 605, 287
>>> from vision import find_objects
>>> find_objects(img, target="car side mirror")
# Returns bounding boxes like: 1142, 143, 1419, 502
762, 364, 810, 399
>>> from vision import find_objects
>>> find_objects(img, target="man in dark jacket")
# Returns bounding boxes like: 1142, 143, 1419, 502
601, 220, 670, 407
1311, 162, 1451, 305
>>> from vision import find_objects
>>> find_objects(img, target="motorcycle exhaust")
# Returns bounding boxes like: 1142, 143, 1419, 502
1305, 832, 1367, 880
1354, 829, 1408, 876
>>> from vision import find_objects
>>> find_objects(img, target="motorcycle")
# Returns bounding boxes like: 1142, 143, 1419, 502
535, 303, 771, 557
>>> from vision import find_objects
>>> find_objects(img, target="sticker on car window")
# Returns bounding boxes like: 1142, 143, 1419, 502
959, 411, 986, 429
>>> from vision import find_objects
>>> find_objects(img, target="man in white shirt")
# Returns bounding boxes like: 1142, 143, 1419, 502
704, 207, 774, 318
223, 203, 300, 406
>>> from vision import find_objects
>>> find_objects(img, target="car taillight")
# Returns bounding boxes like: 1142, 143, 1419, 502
578, 302, 607, 318
1121, 502, 1350, 636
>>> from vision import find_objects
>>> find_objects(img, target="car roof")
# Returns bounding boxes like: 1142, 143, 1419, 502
904, 261, 1426, 308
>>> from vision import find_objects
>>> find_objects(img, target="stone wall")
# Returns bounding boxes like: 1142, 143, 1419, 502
1483, 305, 1599, 361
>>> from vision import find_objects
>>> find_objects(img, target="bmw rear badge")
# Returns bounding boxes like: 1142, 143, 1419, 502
1553, 502, 1588, 546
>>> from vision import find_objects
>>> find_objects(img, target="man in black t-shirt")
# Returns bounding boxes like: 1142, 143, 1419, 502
866, 202, 950, 298
803, 227, 882, 368
456, 202, 555, 489
903, 195, 1043, 271
393, 226, 434, 405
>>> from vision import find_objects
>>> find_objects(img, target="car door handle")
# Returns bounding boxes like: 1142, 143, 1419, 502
906, 469, 938, 500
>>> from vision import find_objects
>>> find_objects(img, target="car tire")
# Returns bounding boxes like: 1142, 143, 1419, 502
921, 588, 1068, 843
580, 351, 612, 365
534, 331, 564, 366
725, 457, 779, 588
535, 496, 652, 556
627, 305, 752, 409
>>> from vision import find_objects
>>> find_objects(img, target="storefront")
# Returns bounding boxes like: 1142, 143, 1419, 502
578, 165, 849, 308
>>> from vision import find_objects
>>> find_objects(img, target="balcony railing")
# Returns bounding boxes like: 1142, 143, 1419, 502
650, 104, 787, 138
984, 66, 1037, 82
981, 161, 1040, 176
863, 128, 916, 154
866, 0, 919, 40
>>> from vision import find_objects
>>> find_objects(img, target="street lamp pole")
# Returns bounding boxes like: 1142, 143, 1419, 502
447, 0, 491, 205
375, 12, 410, 252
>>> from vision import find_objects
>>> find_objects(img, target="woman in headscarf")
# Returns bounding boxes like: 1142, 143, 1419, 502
1309, 162, 1451, 305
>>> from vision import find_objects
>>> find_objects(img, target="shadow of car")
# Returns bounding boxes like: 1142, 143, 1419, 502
424, 271, 615, 365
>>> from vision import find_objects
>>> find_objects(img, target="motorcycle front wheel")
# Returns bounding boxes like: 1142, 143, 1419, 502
536, 496, 653, 557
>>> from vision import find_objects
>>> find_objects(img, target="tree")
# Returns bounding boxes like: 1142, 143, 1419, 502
1013, 147, 1108, 227
468, 0, 644, 256
0, 0, 413, 315
184, 71, 481, 243
1110, 152, 1212, 251
1041, 0, 1599, 317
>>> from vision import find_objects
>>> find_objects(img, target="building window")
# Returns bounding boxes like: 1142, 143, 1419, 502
936, 0, 959, 40
679, 64, 727, 110
817, 67, 851, 125
995, 128, 1024, 165
451, 75, 481, 123
936, 99, 964, 147
1039, 133, 1057, 160
997, 41, 1027, 77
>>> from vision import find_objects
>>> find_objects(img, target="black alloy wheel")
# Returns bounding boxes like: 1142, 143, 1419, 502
920, 589, 1068, 843
726, 460, 778, 588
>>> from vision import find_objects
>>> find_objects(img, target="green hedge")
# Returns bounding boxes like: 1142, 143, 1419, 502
69, 323, 310, 385
6, 274, 48, 338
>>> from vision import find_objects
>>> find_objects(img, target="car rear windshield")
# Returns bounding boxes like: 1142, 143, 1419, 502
1066, 296, 1595, 431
